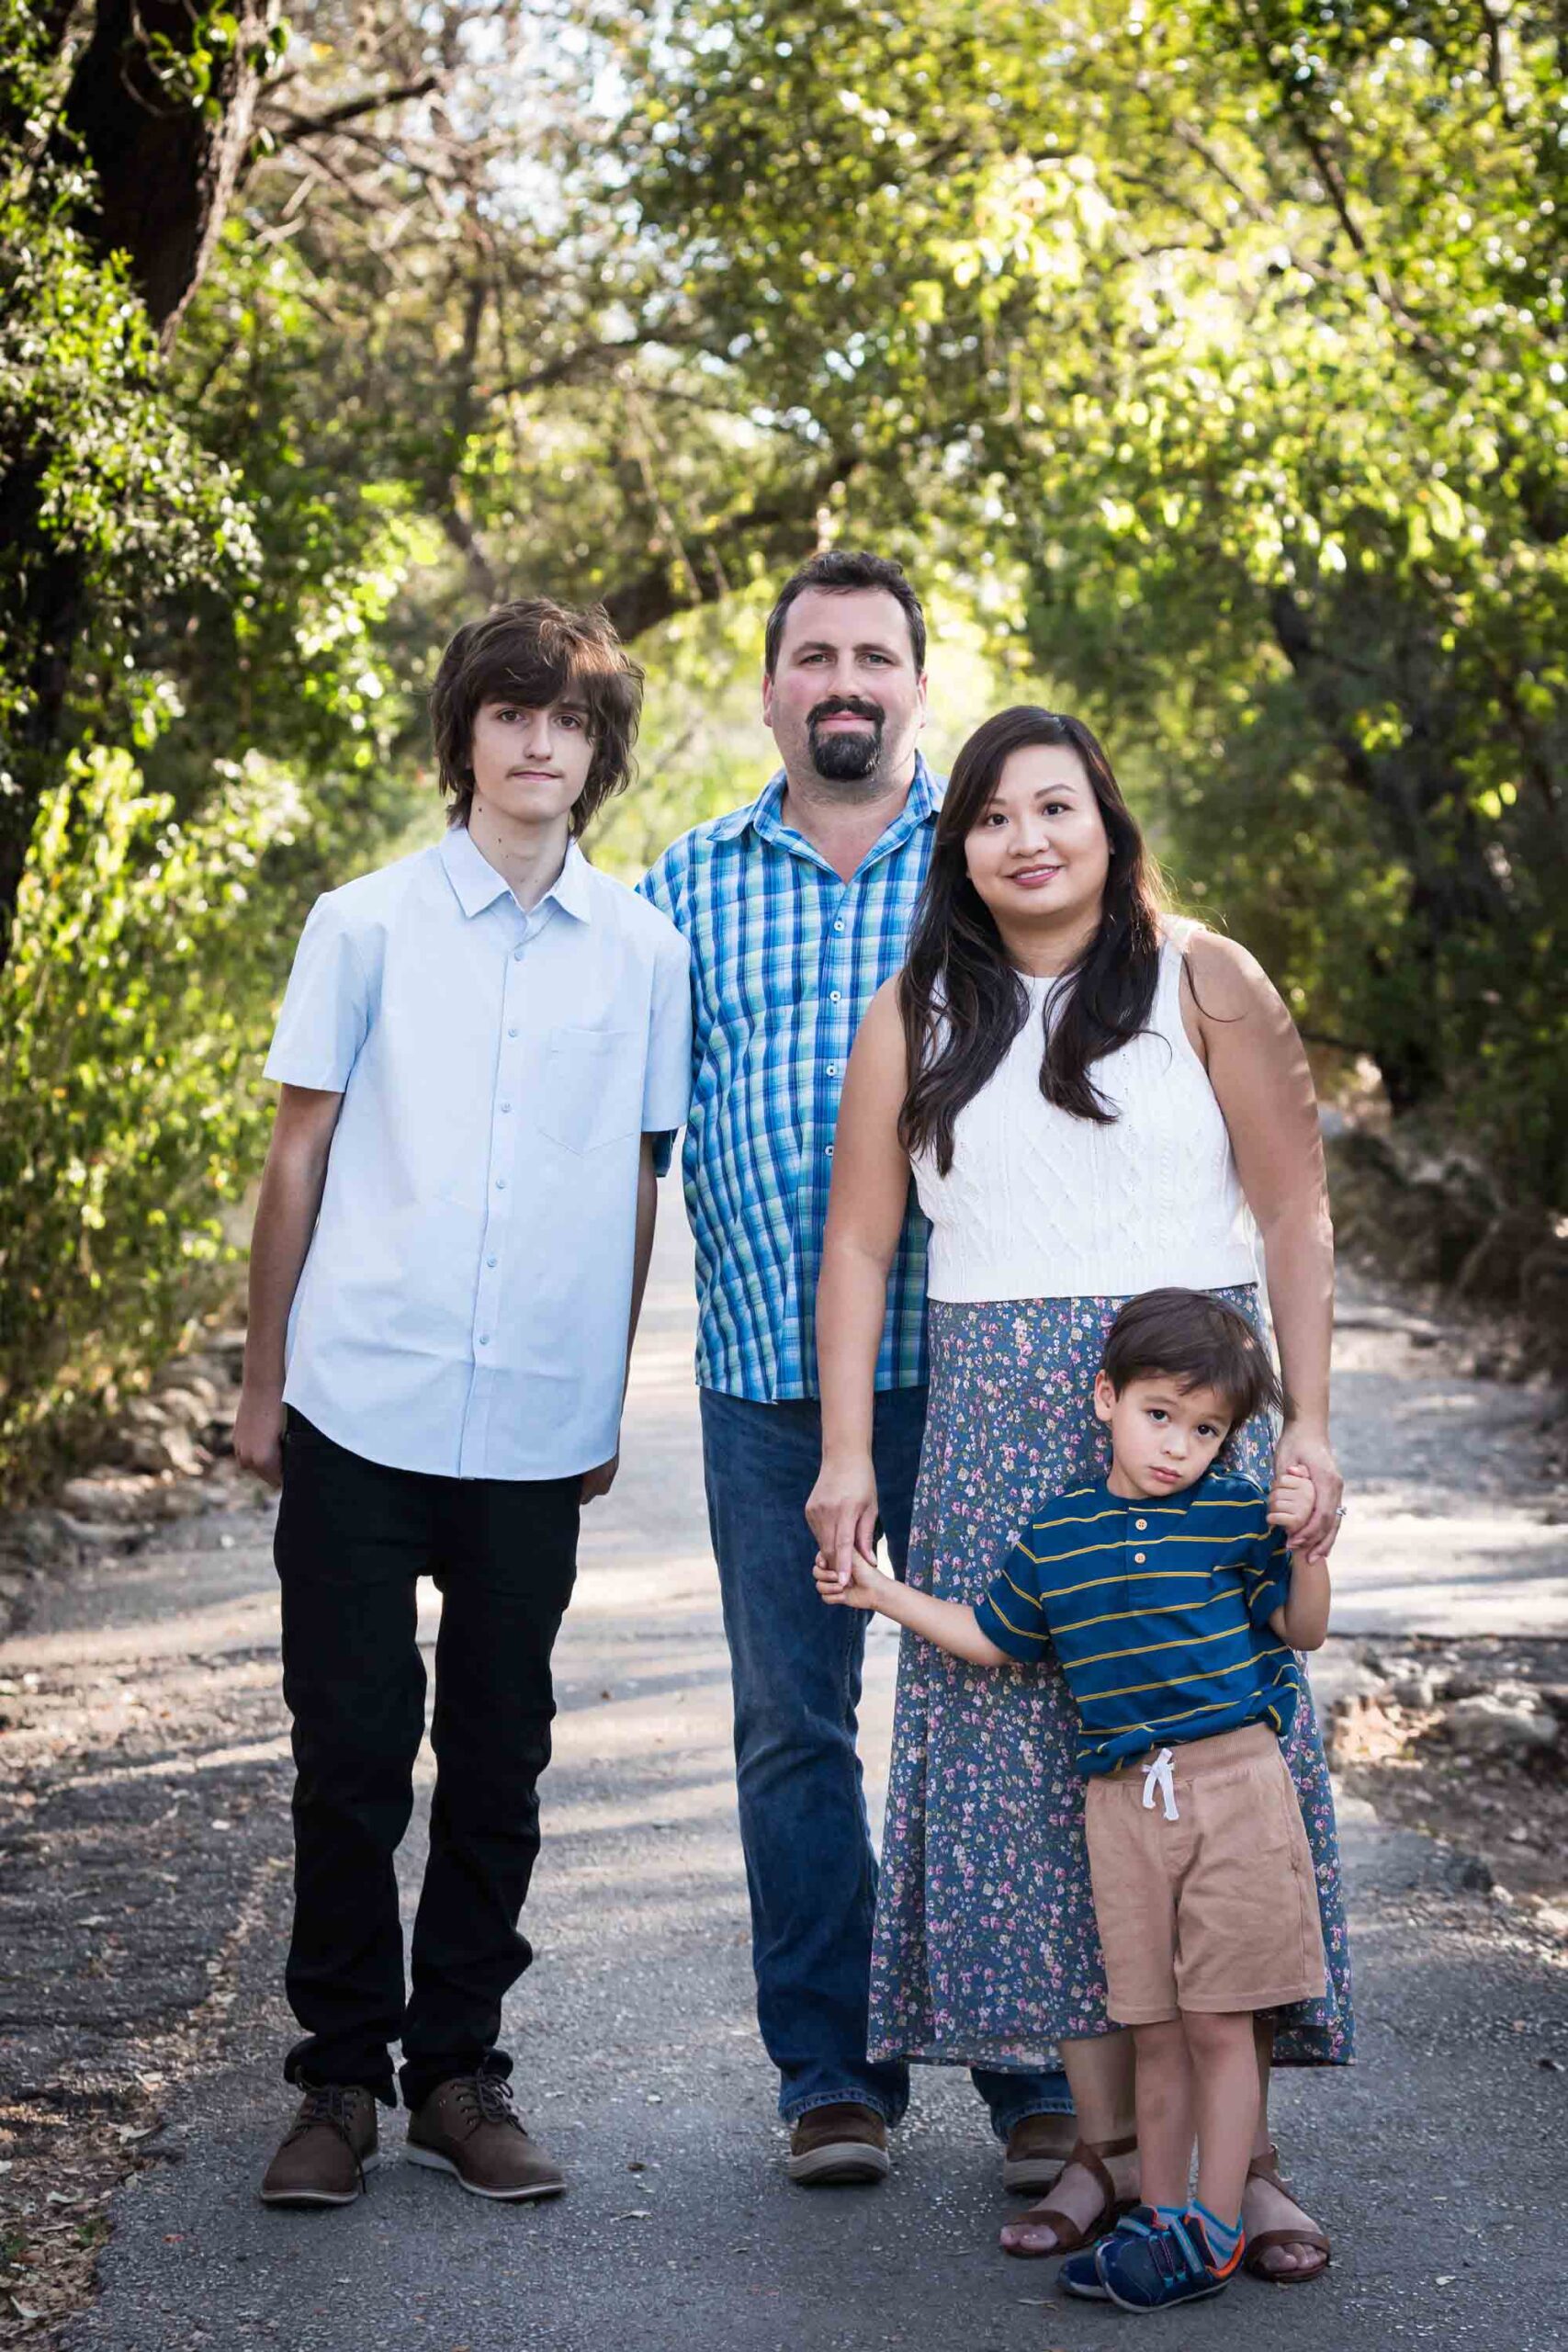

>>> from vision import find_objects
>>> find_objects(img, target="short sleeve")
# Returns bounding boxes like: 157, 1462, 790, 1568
974, 1535, 1055, 1665
1242, 1517, 1292, 1630
263, 895, 372, 1091
637, 849, 677, 926
640, 922, 694, 1174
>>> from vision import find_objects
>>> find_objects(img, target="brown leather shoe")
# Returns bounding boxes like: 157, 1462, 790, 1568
786, 2101, 890, 2185
405, 2074, 565, 2201
1002, 2109, 1076, 2193
260, 2084, 381, 2207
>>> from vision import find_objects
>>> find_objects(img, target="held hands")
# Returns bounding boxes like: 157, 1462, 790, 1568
1266, 1465, 1315, 1539
805, 1454, 880, 1594
1274, 1423, 1345, 1565
812, 1545, 888, 1611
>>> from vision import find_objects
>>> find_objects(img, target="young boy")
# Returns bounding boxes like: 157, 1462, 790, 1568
236, 599, 691, 2208
815, 1287, 1330, 2312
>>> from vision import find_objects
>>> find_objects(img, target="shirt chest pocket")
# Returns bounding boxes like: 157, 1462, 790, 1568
538, 1025, 640, 1155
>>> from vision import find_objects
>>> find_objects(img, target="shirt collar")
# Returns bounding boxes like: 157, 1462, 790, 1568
440, 825, 593, 924
1096, 1469, 1214, 1513
721, 751, 942, 854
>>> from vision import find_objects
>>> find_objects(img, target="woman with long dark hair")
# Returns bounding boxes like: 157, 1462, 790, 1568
807, 708, 1348, 2272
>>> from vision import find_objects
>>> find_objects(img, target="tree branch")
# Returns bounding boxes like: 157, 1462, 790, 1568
601, 453, 854, 640
265, 76, 440, 144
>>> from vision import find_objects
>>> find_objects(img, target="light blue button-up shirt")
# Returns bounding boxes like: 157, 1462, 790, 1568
265, 825, 692, 1480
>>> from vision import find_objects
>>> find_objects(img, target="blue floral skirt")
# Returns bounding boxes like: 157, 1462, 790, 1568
868, 1286, 1354, 2070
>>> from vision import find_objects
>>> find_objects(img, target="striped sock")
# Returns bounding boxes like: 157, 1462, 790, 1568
1154, 2203, 1185, 2230
1190, 2202, 1245, 2274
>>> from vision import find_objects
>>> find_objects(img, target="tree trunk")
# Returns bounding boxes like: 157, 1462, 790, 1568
62, 0, 276, 344
0, 2, 275, 962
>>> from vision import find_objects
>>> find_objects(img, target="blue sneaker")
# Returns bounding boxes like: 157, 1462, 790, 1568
1059, 2202, 1168, 2300
1094, 2209, 1242, 2312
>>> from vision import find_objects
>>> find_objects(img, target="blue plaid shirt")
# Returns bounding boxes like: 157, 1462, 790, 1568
638, 758, 941, 1401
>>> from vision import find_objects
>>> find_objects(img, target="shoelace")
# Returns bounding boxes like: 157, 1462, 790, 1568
288, 2086, 367, 2181
454, 2073, 525, 2133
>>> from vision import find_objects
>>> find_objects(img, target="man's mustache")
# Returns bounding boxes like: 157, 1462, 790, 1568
807, 698, 885, 729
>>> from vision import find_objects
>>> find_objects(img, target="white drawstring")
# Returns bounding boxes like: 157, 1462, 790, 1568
1142, 1747, 1179, 1822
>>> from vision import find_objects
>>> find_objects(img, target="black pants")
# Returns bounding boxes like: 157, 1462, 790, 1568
275, 1413, 580, 2109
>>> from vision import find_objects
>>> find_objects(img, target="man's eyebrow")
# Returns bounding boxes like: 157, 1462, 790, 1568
790, 636, 906, 658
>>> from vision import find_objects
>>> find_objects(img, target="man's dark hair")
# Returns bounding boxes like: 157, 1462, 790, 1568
430, 598, 643, 835
763, 549, 926, 677
1100, 1288, 1284, 1430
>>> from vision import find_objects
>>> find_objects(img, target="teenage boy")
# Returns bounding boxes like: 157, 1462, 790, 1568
816, 1289, 1330, 2309
236, 599, 691, 2208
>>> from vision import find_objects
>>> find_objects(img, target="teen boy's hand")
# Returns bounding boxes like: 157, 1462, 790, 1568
580, 1452, 620, 1504
233, 1385, 287, 1490
1267, 1465, 1314, 1538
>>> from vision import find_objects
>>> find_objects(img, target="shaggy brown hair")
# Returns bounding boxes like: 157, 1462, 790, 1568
430, 598, 643, 834
1101, 1288, 1284, 1430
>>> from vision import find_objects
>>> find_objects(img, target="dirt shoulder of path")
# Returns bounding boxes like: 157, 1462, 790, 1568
0, 1474, 287, 2348
1330, 1633, 1568, 1948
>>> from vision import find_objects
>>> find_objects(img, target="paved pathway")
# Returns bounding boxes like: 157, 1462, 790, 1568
2, 1217, 1562, 2349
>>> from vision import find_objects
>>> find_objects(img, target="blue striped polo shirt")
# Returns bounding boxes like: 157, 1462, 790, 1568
974, 1468, 1300, 1776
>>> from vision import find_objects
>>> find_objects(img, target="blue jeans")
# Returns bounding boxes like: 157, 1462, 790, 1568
700, 1385, 1069, 2133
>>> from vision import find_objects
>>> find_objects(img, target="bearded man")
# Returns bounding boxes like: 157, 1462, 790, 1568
639, 551, 1065, 2185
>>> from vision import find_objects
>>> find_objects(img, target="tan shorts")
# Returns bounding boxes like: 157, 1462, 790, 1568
1085, 1722, 1326, 2026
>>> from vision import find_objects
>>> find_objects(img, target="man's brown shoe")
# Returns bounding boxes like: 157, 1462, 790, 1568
786, 2101, 890, 2185
260, 2084, 381, 2207
1002, 2110, 1076, 2193
405, 2074, 564, 2201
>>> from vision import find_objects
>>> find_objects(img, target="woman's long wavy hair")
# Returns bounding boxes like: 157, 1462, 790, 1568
898, 707, 1165, 1175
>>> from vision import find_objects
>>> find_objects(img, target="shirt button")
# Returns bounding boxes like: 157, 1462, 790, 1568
833, 920, 844, 933
486, 1254, 498, 1269
500, 1102, 512, 1114
477, 1334, 491, 1347
825, 1145, 834, 1157
1135, 1518, 1147, 1531
495, 1177, 506, 1190
829, 989, 841, 1002
826, 1064, 838, 1078
507, 1025, 519, 1038
1134, 1551, 1146, 1565
513, 946, 525, 962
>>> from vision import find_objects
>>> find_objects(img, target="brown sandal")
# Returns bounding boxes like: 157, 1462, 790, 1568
1242, 2143, 1332, 2283
998, 2132, 1137, 2260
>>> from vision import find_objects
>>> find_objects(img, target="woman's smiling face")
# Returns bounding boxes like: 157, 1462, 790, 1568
962, 742, 1111, 940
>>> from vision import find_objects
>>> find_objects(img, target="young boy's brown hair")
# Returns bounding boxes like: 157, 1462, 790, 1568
1100, 1286, 1284, 1429
430, 598, 643, 835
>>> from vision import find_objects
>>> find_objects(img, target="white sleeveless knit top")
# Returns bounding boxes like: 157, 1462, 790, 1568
911, 922, 1258, 1303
